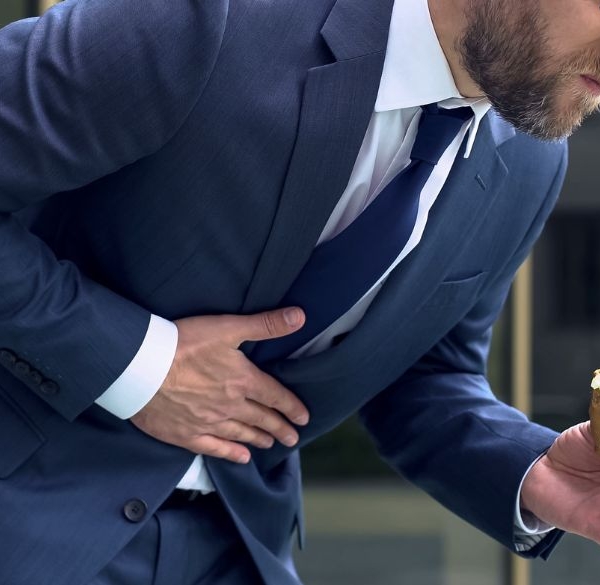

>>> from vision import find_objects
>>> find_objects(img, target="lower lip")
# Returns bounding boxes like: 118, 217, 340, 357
581, 75, 600, 95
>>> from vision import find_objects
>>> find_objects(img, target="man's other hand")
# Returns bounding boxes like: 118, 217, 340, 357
521, 421, 600, 544
130, 308, 309, 463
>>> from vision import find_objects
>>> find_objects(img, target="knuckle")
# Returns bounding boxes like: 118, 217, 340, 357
223, 381, 245, 402
253, 411, 269, 429
230, 426, 246, 442
194, 410, 218, 426
191, 436, 213, 454
214, 443, 232, 459
247, 431, 262, 446
264, 388, 293, 413
273, 424, 290, 439
263, 392, 280, 409
218, 445, 233, 459
240, 371, 257, 392
265, 417, 286, 436
261, 312, 280, 338
279, 392, 298, 412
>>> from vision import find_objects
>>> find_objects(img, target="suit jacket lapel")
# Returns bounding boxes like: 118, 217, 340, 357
241, 0, 395, 314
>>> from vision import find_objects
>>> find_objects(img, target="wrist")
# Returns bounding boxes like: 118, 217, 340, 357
520, 454, 547, 519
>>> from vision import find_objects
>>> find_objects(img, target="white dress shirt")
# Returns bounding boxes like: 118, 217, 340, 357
94, 0, 552, 546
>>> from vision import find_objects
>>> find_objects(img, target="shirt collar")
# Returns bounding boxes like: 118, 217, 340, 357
375, 0, 491, 157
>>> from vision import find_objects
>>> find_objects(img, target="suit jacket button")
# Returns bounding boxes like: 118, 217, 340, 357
39, 380, 59, 396
123, 499, 148, 523
0, 349, 17, 367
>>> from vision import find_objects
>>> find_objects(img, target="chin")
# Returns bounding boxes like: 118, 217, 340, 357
530, 88, 595, 140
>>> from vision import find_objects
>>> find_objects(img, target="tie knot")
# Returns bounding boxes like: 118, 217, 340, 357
410, 104, 472, 165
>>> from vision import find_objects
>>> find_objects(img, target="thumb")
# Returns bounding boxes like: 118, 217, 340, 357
235, 307, 305, 344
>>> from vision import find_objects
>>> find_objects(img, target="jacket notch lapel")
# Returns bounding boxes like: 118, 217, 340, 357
241, 0, 395, 314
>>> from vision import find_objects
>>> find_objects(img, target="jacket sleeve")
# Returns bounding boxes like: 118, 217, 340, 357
360, 143, 568, 559
0, 0, 227, 420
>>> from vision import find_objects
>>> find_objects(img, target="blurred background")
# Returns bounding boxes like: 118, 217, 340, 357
2, 2, 600, 584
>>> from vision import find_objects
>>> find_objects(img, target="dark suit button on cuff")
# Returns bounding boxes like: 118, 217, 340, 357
123, 499, 148, 523
14, 361, 31, 377
0, 349, 17, 367
39, 380, 59, 396
29, 370, 43, 385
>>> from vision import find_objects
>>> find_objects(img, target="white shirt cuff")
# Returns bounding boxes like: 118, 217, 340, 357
514, 455, 555, 535
94, 314, 178, 419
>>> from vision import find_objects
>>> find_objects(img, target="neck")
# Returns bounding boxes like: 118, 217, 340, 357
427, 0, 483, 98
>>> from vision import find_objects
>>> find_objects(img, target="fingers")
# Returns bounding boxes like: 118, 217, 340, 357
224, 307, 306, 346
208, 420, 275, 449
185, 419, 285, 464
245, 365, 310, 426
238, 400, 301, 447
131, 407, 275, 462
219, 360, 309, 446
187, 434, 252, 464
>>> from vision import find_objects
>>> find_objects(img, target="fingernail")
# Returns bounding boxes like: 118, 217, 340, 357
283, 434, 298, 447
294, 414, 309, 426
237, 454, 250, 464
284, 308, 302, 327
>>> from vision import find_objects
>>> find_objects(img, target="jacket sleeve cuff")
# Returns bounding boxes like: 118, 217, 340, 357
95, 315, 178, 419
514, 454, 555, 535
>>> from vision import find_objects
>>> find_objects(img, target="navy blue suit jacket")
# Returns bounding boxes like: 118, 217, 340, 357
0, 0, 567, 583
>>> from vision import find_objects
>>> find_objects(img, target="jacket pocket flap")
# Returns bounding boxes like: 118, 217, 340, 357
423, 272, 488, 309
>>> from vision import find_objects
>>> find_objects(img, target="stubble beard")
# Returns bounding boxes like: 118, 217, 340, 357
458, 0, 600, 141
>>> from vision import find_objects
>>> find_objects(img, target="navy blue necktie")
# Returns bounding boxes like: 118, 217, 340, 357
252, 104, 472, 364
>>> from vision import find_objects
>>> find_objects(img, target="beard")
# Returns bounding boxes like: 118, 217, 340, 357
458, 0, 600, 140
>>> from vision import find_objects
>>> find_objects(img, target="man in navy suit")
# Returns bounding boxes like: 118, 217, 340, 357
2, 0, 600, 583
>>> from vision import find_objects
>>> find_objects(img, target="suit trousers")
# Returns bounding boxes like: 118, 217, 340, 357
86, 492, 264, 585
